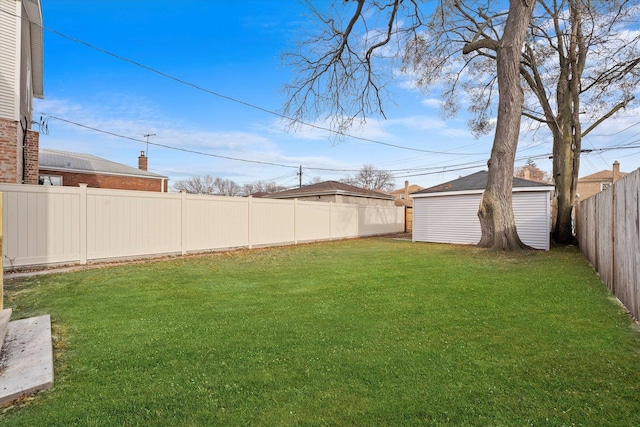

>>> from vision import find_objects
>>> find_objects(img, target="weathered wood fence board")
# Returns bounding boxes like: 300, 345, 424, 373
576, 168, 640, 319
1, 184, 404, 269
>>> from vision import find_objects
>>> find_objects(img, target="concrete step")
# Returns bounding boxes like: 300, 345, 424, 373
0, 309, 11, 352
0, 315, 53, 406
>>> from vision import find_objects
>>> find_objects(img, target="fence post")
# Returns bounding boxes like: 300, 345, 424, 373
329, 202, 333, 240
248, 196, 253, 249
611, 184, 616, 292
79, 184, 88, 265
181, 191, 187, 256
294, 199, 298, 245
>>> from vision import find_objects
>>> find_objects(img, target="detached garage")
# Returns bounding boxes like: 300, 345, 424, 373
411, 171, 554, 250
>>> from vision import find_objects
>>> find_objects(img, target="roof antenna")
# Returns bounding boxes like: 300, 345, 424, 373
142, 133, 156, 156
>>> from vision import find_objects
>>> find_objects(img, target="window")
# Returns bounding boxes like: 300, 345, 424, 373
39, 174, 62, 186
601, 182, 612, 191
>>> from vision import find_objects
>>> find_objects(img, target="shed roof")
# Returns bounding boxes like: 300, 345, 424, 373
39, 149, 168, 179
264, 180, 394, 200
412, 171, 553, 196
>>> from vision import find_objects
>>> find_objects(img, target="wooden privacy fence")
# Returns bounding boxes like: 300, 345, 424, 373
1, 184, 404, 269
576, 168, 640, 320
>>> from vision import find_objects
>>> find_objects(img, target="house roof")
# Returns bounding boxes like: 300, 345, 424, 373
412, 171, 554, 196
578, 169, 628, 182
23, 0, 44, 99
389, 184, 424, 196
39, 149, 168, 180
394, 199, 412, 207
264, 180, 395, 200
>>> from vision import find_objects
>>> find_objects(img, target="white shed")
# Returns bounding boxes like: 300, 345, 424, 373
411, 171, 554, 250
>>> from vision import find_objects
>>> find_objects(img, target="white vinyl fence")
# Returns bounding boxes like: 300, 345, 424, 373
1, 184, 404, 269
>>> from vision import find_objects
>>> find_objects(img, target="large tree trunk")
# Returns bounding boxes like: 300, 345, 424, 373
552, 0, 585, 245
552, 118, 576, 245
477, 0, 535, 251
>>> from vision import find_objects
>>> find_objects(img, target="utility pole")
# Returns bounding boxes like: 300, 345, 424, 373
298, 165, 303, 188
143, 133, 156, 156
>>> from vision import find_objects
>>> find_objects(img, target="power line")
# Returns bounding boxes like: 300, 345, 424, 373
43, 114, 299, 169
42, 113, 502, 177
0, 7, 489, 157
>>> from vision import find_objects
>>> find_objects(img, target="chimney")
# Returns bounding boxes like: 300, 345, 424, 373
612, 161, 620, 182
138, 151, 148, 171
524, 168, 531, 180
404, 180, 409, 200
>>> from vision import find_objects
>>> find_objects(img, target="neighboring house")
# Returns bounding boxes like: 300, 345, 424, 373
575, 161, 628, 202
263, 180, 396, 206
0, 0, 43, 185
411, 171, 554, 250
390, 181, 424, 208
390, 181, 424, 232
39, 149, 169, 192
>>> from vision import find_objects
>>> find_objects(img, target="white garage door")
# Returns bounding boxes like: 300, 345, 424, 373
413, 191, 550, 250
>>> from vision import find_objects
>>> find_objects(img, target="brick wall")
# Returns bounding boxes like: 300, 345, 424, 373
39, 169, 166, 192
24, 129, 39, 184
0, 118, 40, 184
576, 181, 609, 202
0, 118, 19, 183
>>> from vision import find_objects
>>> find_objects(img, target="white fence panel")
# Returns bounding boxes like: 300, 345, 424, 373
249, 198, 295, 247
358, 205, 405, 236
330, 204, 359, 239
1, 184, 404, 268
2, 184, 81, 267
86, 188, 182, 260
184, 194, 249, 252
295, 201, 331, 242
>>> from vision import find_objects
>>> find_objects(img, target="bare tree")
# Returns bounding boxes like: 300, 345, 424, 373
173, 175, 241, 196
285, 0, 534, 249
213, 178, 243, 196
242, 181, 288, 196
515, 159, 552, 182
173, 175, 218, 195
473, 0, 536, 250
520, 0, 639, 244
341, 165, 395, 191
286, 0, 640, 246
405, 0, 640, 244
306, 176, 324, 185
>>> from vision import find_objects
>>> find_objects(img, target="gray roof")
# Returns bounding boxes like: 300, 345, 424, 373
264, 180, 394, 200
413, 171, 553, 195
39, 149, 167, 179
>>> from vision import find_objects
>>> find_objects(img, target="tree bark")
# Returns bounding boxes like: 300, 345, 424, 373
477, 0, 535, 251
552, 0, 585, 245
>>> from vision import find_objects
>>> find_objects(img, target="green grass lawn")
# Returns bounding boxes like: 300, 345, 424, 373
2, 238, 640, 426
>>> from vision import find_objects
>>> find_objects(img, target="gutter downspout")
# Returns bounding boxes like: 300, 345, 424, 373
20, 117, 28, 184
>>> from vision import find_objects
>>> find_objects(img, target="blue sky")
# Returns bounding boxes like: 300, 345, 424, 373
35, 1, 640, 191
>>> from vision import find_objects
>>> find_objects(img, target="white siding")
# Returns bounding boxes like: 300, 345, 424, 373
0, 0, 20, 119
413, 190, 551, 250
512, 192, 551, 250
413, 194, 482, 245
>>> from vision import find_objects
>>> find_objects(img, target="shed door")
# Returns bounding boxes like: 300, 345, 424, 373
512, 192, 551, 250
413, 194, 482, 245
413, 191, 551, 250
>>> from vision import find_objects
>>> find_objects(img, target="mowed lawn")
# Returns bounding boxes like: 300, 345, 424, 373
2, 238, 640, 426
